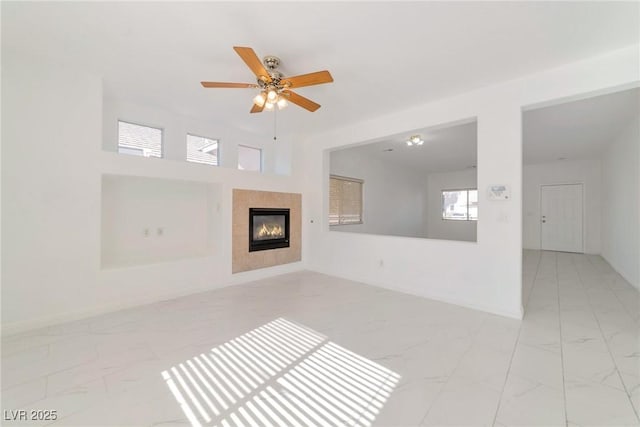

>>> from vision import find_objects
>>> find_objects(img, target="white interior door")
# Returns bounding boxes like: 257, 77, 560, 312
540, 184, 583, 253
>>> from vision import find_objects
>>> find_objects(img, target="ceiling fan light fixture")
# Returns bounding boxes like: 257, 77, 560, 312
277, 97, 288, 109
267, 89, 278, 102
264, 101, 275, 111
253, 92, 266, 107
406, 135, 424, 146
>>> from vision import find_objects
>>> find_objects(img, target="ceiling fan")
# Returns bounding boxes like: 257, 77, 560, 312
201, 46, 334, 113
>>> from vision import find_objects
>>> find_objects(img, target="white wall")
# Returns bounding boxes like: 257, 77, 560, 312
523, 158, 602, 254
426, 169, 477, 242
306, 94, 524, 319
3, 53, 103, 333
329, 149, 427, 238
302, 46, 639, 319
2, 52, 305, 334
601, 116, 640, 288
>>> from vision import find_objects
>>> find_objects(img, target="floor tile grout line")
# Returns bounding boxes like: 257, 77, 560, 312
417, 316, 490, 426
572, 254, 640, 423
490, 250, 542, 426
554, 252, 569, 427
3, 355, 101, 397
44, 375, 49, 400
524, 250, 544, 310
586, 254, 638, 327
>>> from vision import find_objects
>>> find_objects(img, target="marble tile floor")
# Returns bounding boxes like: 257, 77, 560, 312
1, 250, 638, 426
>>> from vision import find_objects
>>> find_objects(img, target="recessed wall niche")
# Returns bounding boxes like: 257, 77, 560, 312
101, 175, 219, 268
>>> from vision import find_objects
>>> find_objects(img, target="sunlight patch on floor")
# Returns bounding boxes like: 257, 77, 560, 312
161, 318, 400, 427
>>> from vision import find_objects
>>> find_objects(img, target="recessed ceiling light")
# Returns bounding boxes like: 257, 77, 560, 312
405, 135, 424, 146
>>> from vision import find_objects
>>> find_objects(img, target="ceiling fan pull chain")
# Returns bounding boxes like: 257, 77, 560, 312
273, 106, 277, 141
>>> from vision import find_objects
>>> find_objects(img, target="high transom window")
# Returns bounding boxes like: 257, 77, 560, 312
187, 134, 219, 166
117, 120, 162, 158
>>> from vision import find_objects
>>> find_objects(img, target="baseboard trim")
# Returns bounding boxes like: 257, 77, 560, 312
1, 284, 236, 337
600, 253, 640, 291
307, 268, 523, 320
2, 262, 306, 337
2, 262, 523, 336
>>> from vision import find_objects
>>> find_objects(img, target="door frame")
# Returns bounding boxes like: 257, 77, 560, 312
539, 182, 585, 253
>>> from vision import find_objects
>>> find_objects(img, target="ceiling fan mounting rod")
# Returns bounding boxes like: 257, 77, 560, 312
263, 55, 280, 71
261, 56, 285, 88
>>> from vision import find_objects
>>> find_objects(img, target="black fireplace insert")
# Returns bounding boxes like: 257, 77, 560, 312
249, 208, 290, 252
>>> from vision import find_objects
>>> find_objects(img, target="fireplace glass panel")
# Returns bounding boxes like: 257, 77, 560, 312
252, 215, 286, 241
249, 208, 290, 252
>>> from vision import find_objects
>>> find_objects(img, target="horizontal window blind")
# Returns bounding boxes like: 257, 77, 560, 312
187, 134, 219, 166
330, 175, 363, 225
118, 120, 162, 158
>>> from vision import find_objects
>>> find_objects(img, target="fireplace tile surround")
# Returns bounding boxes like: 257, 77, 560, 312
232, 189, 301, 273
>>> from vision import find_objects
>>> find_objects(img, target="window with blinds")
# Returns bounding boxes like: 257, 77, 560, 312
117, 120, 163, 158
187, 134, 219, 166
329, 175, 363, 225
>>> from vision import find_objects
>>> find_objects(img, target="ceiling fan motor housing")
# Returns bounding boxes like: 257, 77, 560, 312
258, 72, 284, 89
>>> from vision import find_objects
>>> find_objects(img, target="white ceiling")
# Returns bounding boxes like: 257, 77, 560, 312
2, 2, 638, 141
335, 86, 639, 173
523, 87, 640, 165
334, 120, 477, 174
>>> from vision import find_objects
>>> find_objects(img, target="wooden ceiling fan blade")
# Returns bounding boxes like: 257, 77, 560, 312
250, 102, 265, 114
201, 82, 258, 88
281, 70, 333, 88
233, 46, 271, 82
283, 90, 321, 112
